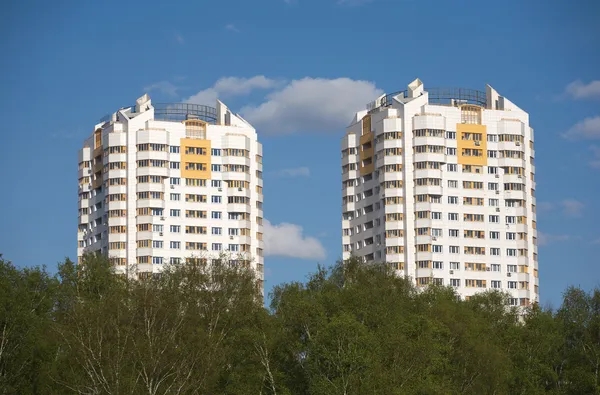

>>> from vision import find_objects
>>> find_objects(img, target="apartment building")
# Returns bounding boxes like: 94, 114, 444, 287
77, 94, 264, 290
341, 79, 538, 306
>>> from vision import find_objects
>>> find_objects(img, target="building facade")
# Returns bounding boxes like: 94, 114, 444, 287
341, 79, 538, 306
77, 94, 264, 290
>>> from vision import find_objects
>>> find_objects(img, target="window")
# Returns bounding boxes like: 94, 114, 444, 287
170, 162, 180, 169
463, 181, 483, 189
186, 178, 207, 187
447, 164, 458, 172
506, 232, 516, 240
170, 209, 180, 217
152, 241, 163, 248
450, 279, 460, 287
508, 281, 517, 289
432, 261, 443, 269
211, 148, 221, 156
431, 212, 442, 220
488, 134, 498, 142
212, 196, 222, 203
170, 225, 180, 233
228, 244, 239, 252
446, 147, 457, 155
170, 193, 180, 201
490, 248, 500, 256
488, 166, 498, 174
466, 279, 486, 288
465, 262, 487, 272
463, 197, 484, 206
448, 213, 459, 221
489, 215, 499, 223
152, 224, 163, 232
450, 262, 460, 270
212, 227, 222, 235
490, 231, 500, 239
463, 213, 484, 222
449, 246, 460, 254
212, 243, 222, 251
170, 146, 180, 153
432, 245, 443, 253
489, 198, 499, 207
507, 248, 517, 257
507, 265, 517, 272
488, 182, 498, 191
464, 246, 486, 255
448, 196, 458, 204
449, 229, 459, 237
491, 281, 501, 289
448, 180, 458, 188
151, 208, 164, 216
211, 180, 222, 188
152, 257, 163, 264
432, 228, 443, 237
211, 164, 221, 172
211, 211, 222, 219
491, 264, 501, 272
170, 177, 180, 185
170, 241, 180, 249
446, 131, 456, 139
488, 150, 497, 158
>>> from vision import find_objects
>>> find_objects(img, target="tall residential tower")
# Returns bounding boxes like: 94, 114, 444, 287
341, 79, 538, 306
77, 94, 264, 290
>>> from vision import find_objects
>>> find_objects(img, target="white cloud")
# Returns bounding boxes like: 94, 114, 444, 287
272, 167, 310, 177
184, 76, 282, 106
565, 80, 600, 100
561, 199, 584, 217
241, 77, 383, 134
589, 146, 600, 169
174, 33, 184, 45
143, 81, 179, 97
563, 116, 600, 140
264, 220, 326, 260
225, 24, 240, 33
537, 231, 571, 247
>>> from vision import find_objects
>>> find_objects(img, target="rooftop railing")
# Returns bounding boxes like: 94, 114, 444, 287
367, 87, 487, 112
154, 103, 217, 124
96, 102, 218, 126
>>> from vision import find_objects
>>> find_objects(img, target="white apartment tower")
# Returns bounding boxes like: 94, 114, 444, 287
341, 79, 538, 306
77, 94, 264, 290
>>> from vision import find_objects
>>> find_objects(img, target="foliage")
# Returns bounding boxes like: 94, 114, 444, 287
0, 254, 599, 394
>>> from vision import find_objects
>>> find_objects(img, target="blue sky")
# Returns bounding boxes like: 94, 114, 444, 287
1, 0, 599, 308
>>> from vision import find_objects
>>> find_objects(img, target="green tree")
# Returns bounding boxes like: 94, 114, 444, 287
0, 254, 57, 394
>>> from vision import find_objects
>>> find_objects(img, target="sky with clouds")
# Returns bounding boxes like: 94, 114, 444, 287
0, 0, 599, 308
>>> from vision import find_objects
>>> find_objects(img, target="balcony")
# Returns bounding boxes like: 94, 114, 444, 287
414, 168, 442, 179
92, 177, 104, 190
137, 183, 165, 193
137, 167, 168, 178
137, 199, 165, 209
413, 152, 446, 164
93, 162, 104, 174
414, 184, 443, 196
413, 136, 445, 147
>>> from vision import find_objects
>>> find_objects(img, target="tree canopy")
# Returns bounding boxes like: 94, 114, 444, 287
0, 253, 598, 394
